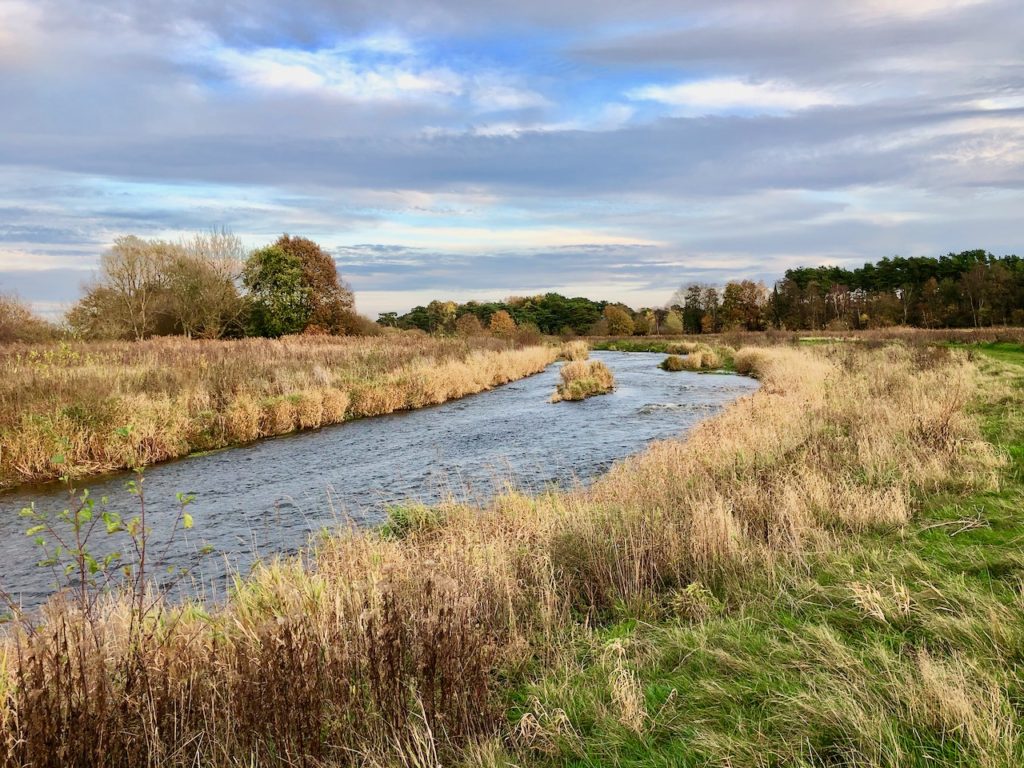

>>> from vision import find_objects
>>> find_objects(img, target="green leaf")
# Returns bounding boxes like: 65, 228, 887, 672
25, 525, 46, 537
182, 513, 194, 530
51, 454, 65, 466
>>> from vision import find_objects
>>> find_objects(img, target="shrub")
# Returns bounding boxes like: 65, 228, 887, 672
666, 341, 699, 355
660, 355, 686, 371
551, 360, 615, 402
0, 295, 54, 344
679, 345, 723, 371
560, 340, 590, 361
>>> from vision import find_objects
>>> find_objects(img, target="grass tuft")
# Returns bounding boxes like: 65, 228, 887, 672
551, 360, 616, 402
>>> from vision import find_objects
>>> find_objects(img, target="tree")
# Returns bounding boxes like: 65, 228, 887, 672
679, 284, 705, 334
662, 309, 683, 335
603, 305, 635, 336
0, 295, 53, 343
701, 287, 720, 333
633, 310, 655, 336
455, 312, 485, 337
97, 235, 174, 340
959, 263, 990, 328
242, 246, 311, 337
377, 312, 399, 328
164, 232, 246, 339
488, 310, 517, 339
720, 280, 767, 331
274, 235, 354, 333
426, 300, 458, 334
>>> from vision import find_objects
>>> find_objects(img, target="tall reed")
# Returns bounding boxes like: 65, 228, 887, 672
0, 335, 557, 488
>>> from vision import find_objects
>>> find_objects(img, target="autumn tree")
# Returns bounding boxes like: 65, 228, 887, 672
164, 232, 246, 339
0, 295, 53, 343
603, 305, 635, 336
662, 309, 683, 334
633, 310, 656, 336
96, 235, 176, 339
455, 312, 485, 337
274, 235, 354, 333
488, 309, 517, 339
426, 300, 458, 334
720, 280, 767, 331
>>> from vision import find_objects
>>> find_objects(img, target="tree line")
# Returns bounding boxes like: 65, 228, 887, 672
3, 246, 1023, 344
386, 249, 1024, 337
64, 232, 364, 341
382, 293, 687, 338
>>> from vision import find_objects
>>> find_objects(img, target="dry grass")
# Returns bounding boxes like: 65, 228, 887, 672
550, 360, 616, 402
680, 344, 724, 370
0, 342, 1002, 766
559, 340, 590, 361
0, 334, 558, 488
660, 354, 686, 371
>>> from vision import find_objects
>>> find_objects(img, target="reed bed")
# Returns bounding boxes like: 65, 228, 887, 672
0, 335, 558, 488
550, 360, 615, 402
0, 342, 1002, 766
559, 340, 590, 361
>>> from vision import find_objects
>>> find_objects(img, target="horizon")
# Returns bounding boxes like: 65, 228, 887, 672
2, 0, 1022, 319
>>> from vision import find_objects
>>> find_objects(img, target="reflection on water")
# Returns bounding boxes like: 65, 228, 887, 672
0, 351, 758, 608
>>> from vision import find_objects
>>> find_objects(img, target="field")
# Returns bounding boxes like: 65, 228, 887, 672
2, 332, 1019, 766
0, 334, 558, 489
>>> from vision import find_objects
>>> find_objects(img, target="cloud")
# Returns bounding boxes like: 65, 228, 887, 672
212, 45, 464, 102
0, 0, 1022, 317
628, 78, 839, 114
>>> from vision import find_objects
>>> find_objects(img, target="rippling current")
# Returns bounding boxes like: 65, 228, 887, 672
0, 351, 759, 608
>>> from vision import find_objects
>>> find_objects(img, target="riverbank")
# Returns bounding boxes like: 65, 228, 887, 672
0, 335, 558, 489
1, 337, 1008, 766
507, 342, 1024, 767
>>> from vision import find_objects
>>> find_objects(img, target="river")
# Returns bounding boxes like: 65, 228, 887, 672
0, 351, 759, 609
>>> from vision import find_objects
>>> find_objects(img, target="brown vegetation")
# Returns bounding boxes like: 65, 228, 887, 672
660, 354, 686, 371
0, 340, 1003, 766
559, 340, 590, 361
0, 335, 558, 489
0, 296, 53, 345
550, 360, 616, 402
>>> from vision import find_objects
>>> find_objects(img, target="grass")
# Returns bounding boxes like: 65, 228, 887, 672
659, 355, 686, 371
592, 339, 674, 354
560, 340, 591, 361
551, 360, 615, 402
0, 334, 558, 489
0, 337, 1013, 766
506, 343, 1024, 768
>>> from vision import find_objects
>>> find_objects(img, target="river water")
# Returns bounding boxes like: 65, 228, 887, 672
0, 351, 758, 609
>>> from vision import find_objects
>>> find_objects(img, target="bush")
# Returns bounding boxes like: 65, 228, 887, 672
660, 355, 686, 371
666, 341, 699, 355
0, 296, 53, 344
560, 340, 590, 361
676, 345, 724, 371
551, 360, 615, 402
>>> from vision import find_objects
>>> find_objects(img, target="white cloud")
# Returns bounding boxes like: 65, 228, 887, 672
214, 45, 463, 102
471, 80, 550, 112
628, 77, 839, 114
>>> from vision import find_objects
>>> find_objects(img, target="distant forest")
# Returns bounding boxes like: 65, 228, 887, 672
384, 249, 1024, 335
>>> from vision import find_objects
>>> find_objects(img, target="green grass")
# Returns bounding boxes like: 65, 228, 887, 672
591, 339, 673, 353
504, 346, 1024, 768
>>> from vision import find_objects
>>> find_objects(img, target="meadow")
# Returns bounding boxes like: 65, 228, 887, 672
2, 332, 1017, 767
0, 334, 558, 489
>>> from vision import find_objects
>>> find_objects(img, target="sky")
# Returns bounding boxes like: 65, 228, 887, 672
1, 0, 1022, 319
